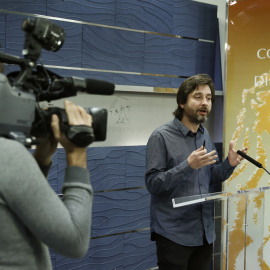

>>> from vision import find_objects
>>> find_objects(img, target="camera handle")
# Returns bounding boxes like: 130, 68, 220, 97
56, 108, 95, 147
60, 124, 95, 147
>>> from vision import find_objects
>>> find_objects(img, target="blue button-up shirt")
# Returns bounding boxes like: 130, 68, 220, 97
145, 117, 235, 246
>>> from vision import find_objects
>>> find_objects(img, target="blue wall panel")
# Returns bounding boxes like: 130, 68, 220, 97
47, 0, 116, 26
56, 148, 67, 194
114, 30, 145, 73
116, 0, 174, 34
144, 34, 197, 77
5, 14, 25, 57
87, 146, 127, 191
126, 146, 146, 187
82, 25, 145, 73
195, 41, 216, 78
0, 14, 5, 51
82, 26, 120, 71
51, 231, 156, 270
144, 34, 215, 78
170, 76, 186, 88
123, 230, 156, 269
214, 20, 223, 90
0, 0, 46, 14
47, 151, 59, 193
173, 0, 218, 40
114, 73, 186, 88
91, 189, 150, 237
54, 235, 124, 270
1, 0, 220, 88
49, 250, 57, 269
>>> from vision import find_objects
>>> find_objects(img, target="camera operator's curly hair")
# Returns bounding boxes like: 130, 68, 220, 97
173, 74, 216, 120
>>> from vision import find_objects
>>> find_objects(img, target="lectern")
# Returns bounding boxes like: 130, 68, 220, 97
173, 186, 270, 270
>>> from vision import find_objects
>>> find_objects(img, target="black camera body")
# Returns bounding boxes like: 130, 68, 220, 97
0, 17, 114, 147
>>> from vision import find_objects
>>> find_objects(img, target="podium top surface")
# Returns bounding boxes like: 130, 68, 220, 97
172, 186, 270, 208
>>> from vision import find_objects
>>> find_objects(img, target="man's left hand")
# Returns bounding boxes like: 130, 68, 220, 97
228, 141, 248, 167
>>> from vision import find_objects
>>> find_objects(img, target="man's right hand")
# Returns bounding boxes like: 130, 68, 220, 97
51, 100, 92, 168
187, 146, 218, 170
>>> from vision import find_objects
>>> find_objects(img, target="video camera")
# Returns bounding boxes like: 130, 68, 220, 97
0, 17, 114, 147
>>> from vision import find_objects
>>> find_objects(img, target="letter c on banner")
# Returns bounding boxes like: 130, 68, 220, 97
257, 48, 270, 59
257, 48, 266, 59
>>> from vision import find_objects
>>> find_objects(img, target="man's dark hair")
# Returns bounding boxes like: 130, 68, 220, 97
173, 74, 215, 120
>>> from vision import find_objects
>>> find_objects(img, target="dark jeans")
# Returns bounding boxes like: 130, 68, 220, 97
154, 234, 213, 270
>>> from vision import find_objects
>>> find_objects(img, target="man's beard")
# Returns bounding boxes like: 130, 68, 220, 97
183, 105, 209, 124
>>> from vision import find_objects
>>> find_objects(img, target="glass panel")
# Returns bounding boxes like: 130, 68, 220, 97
212, 197, 228, 270
263, 188, 270, 268
172, 186, 270, 270
172, 192, 228, 270
245, 190, 264, 270
225, 193, 247, 270
172, 191, 226, 208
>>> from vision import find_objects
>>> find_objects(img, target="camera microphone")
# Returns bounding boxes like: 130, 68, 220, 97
38, 76, 115, 101
0, 52, 26, 66
69, 76, 115, 96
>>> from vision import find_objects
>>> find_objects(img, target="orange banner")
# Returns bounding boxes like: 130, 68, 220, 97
225, 0, 270, 191
224, 1, 270, 269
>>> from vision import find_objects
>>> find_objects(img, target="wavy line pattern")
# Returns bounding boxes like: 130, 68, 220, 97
0, 0, 47, 14
47, 0, 116, 26
173, 1, 218, 40
49, 145, 155, 269
116, 0, 173, 34
50, 230, 156, 269
0, 0, 220, 89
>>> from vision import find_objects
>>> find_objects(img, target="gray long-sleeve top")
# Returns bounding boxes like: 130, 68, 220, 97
0, 138, 93, 270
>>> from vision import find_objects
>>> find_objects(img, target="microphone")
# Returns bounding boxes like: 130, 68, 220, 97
39, 76, 115, 101
57, 76, 115, 95
237, 150, 262, 168
237, 150, 270, 175
0, 52, 27, 66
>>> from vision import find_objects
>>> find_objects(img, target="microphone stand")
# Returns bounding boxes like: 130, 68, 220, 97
262, 167, 270, 176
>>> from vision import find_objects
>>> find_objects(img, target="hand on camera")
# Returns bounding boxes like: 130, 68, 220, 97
33, 133, 58, 166
51, 100, 93, 168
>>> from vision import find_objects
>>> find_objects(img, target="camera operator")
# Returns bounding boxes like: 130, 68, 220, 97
0, 100, 93, 269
